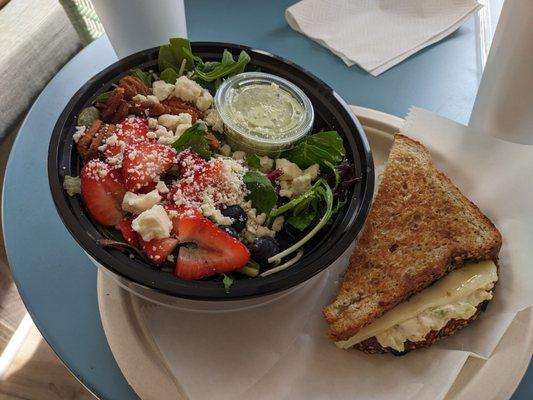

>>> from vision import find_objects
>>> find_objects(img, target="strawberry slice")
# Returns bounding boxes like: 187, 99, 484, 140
175, 216, 250, 280
139, 237, 179, 266
122, 141, 176, 192
80, 160, 127, 226
119, 218, 139, 247
165, 204, 202, 235
168, 159, 223, 205
175, 149, 207, 177
105, 117, 150, 158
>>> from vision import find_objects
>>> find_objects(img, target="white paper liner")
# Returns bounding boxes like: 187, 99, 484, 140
139, 108, 533, 399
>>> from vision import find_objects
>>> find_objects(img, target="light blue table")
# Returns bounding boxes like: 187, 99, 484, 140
3, 1, 531, 398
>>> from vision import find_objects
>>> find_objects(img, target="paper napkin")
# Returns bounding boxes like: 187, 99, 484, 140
286, 0, 482, 75
140, 108, 533, 400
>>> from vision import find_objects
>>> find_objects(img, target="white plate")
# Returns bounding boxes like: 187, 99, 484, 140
98, 106, 533, 400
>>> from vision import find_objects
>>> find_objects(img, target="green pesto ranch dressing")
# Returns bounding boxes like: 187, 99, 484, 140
229, 83, 304, 139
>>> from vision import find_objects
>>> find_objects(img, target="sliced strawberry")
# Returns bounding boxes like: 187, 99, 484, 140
80, 160, 126, 226
105, 117, 150, 158
139, 237, 179, 266
122, 141, 176, 192
175, 216, 250, 280
119, 218, 139, 247
167, 159, 223, 205
175, 149, 207, 177
165, 204, 202, 235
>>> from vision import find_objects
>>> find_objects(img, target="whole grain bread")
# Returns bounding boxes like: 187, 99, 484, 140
324, 134, 502, 341
355, 300, 490, 354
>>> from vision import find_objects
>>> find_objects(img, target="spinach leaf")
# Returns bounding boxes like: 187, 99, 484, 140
243, 171, 277, 214
77, 106, 100, 127
169, 38, 195, 70
160, 67, 178, 84
193, 50, 251, 82
94, 91, 112, 103
222, 273, 234, 293
282, 131, 345, 169
286, 213, 316, 231
130, 68, 156, 86
246, 154, 261, 169
171, 122, 212, 159
158, 44, 179, 72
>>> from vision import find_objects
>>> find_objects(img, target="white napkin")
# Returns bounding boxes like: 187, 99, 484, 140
286, 0, 482, 76
140, 108, 533, 400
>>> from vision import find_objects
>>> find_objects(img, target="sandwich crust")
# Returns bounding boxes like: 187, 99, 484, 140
324, 134, 502, 342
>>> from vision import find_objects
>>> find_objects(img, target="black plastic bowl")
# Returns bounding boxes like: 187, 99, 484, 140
48, 42, 374, 300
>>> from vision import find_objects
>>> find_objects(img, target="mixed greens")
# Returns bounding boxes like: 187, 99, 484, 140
68, 38, 358, 291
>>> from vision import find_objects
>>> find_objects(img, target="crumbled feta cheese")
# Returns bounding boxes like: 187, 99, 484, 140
147, 131, 157, 139
259, 156, 274, 173
174, 76, 203, 103
243, 202, 275, 242
155, 180, 170, 194
158, 113, 193, 133
276, 159, 303, 180
146, 95, 160, 104
291, 174, 312, 196
255, 213, 267, 225
175, 123, 192, 137
132, 94, 147, 103
204, 108, 224, 133
279, 180, 293, 198
166, 254, 175, 263
196, 90, 213, 111
131, 205, 172, 241
271, 216, 284, 232
200, 203, 232, 225
152, 80, 175, 101
148, 117, 158, 129
220, 144, 232, 157
73, 126, 86, 143
122, 190, 162, 214
232, 151, 246, 161
106, 134, 118, 146
63, 175, 81, 196
304, 164, 320, 180
158, 114, 181, 131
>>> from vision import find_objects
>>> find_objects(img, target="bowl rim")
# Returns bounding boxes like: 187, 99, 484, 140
48, 41, 374, 301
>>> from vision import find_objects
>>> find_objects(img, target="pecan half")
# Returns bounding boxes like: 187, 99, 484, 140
96, 87, 129, 123
119, 75, 150, 100
206, 131, 221, 150
129, 98, 166, 117
77, 120, 105, 163
161, 98, 201, 122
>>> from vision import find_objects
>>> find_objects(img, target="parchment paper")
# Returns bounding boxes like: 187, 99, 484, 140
140, 108, 533, 400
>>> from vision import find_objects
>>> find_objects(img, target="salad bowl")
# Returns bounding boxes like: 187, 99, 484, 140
48, 42, 374, 305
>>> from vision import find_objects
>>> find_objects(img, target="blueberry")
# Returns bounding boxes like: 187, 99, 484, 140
248, 237, 280, 264
221, 205, 247, 232
220, 225, 239, 239
275, 231, 292, 251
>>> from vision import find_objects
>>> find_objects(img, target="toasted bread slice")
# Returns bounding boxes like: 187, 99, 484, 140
324, 134, 501, 342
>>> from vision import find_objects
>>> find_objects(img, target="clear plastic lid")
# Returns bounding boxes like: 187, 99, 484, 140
215, 72, 314, 155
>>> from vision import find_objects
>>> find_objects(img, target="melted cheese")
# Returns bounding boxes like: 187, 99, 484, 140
335, 261, 498, 349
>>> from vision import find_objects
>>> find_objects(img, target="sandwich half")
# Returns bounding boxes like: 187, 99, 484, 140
324, 134, 502, 354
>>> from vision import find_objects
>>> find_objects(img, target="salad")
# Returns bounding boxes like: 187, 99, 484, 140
64, 38, 358, 291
